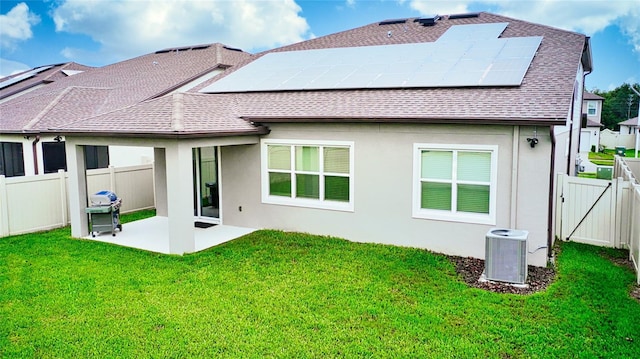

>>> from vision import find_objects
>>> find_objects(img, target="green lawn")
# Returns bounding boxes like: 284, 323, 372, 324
1, 215, 639, 358
589, 149, 639, 166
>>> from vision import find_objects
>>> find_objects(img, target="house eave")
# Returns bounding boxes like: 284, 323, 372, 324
241, 116, 565, 127
48, 127, 270, 139
0, 129, 42, 136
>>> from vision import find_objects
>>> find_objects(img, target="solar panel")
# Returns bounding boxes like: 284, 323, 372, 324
62, 70, 84, 76
414, 16, 441, 26
191, 44, 211, 50
448, 12, 480, 20
0, 66, 53, 89
379, 18, 407, 25
223, 45, 243, 52
200, 23, 541, 93
437, 22, 508, 42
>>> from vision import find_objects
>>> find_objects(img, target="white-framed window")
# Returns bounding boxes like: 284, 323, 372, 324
261, 139, 354, 211
587, 101, 597, 116
413, 144, 498, 225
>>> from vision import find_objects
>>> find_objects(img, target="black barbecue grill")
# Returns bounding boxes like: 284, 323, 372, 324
85, 190, 122, 237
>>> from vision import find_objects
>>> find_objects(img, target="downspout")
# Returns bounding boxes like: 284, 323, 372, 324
547, 70, 591, 262
547, 127, 556, 263
32, 135, 40, 175
510, 126, 519, 228
565, 84, 577, 175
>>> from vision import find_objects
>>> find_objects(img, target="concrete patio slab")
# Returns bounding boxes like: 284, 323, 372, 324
84, 216, 256, 254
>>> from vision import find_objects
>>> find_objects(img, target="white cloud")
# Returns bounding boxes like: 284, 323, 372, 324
408, 0, 640, 57
409, 0, 470, 16
618, 7, 640, 54
51, 0, 310, 63
0, 2, 41, 50
0, 58, 31, 78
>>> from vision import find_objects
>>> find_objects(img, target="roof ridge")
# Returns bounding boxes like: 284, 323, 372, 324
22, 86, 113, 130
171, 93, 184, 131
23, 87, 74, 130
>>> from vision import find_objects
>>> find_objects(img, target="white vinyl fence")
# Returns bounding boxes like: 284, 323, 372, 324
614, 156, 640, 283
557, 156, 640, 283
0, 164, 155, 237
600, 129, 637, 150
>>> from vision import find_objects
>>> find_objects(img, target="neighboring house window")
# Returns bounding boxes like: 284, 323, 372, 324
0, 142, 25, 177
85, 145, 109, 170
261, 139, 354, 211
42, 143, 110, 173
43, 141, 67, 173
587, 101, 597, 116
413, 144, 497, 225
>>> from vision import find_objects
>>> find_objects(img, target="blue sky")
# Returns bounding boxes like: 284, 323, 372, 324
1, 0, 639, 91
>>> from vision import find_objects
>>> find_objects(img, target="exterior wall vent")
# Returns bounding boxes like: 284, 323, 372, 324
484, 228, 528, 284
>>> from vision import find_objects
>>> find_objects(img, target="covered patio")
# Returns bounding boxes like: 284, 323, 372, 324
84, 216, 256, 254
58, 93, 269, 255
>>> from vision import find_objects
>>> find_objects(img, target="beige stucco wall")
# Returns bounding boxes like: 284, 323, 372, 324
221, 123, 553, 266
0, 133, 64, 176
0, 133, 155, 176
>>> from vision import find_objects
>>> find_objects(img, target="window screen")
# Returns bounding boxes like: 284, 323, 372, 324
0, 142, 25, 177
417, 147, 495, 218
265, 142, 353, 208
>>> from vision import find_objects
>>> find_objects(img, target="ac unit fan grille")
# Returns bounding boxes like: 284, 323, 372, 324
485, 236, 527, 284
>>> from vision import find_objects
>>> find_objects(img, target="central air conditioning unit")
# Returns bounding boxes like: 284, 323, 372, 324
484, 228, 529, 285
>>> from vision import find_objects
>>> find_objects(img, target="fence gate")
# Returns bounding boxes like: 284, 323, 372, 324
558, 175, 628, 248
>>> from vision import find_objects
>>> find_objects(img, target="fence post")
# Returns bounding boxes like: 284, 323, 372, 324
560, 173, 570, 240
58, 169, 68, 226
109, 165, 116, 193
613, 177, 625, 248
631, 185, 640, 284
555, 172, 564, 241
0, 175, 9, 237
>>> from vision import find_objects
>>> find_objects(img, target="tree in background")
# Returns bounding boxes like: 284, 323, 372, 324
593, 83, 640, 130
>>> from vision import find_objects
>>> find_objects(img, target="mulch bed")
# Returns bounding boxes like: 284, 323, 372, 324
447, 253, 640, 301
446, 255, 555, 295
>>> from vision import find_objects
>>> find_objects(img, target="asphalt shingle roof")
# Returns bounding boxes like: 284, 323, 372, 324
0, 43, 252, 134
0, 62, 93, 100
55, 92, 266, 137
583, 91, 605, 101
198, 12, 589, 127
619, 117, 639, 127
4, 12, 590, 137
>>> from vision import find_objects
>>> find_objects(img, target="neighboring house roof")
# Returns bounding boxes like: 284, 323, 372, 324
0, 62, 93, 101
585, 119, 603, 127
583, 91, 604, 101
0, 43, 252, 134
619, 117, 639, 127
52, 12, 590, 137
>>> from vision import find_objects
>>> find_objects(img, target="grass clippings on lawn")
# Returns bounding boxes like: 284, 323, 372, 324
1, 221, 639, 358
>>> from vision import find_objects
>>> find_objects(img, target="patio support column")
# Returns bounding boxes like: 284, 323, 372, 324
67, 141, 89, 238
154, 148, 168, 217
165, 142, 195, 254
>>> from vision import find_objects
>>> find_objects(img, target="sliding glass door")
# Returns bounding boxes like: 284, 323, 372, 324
193, 147, 220, 223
